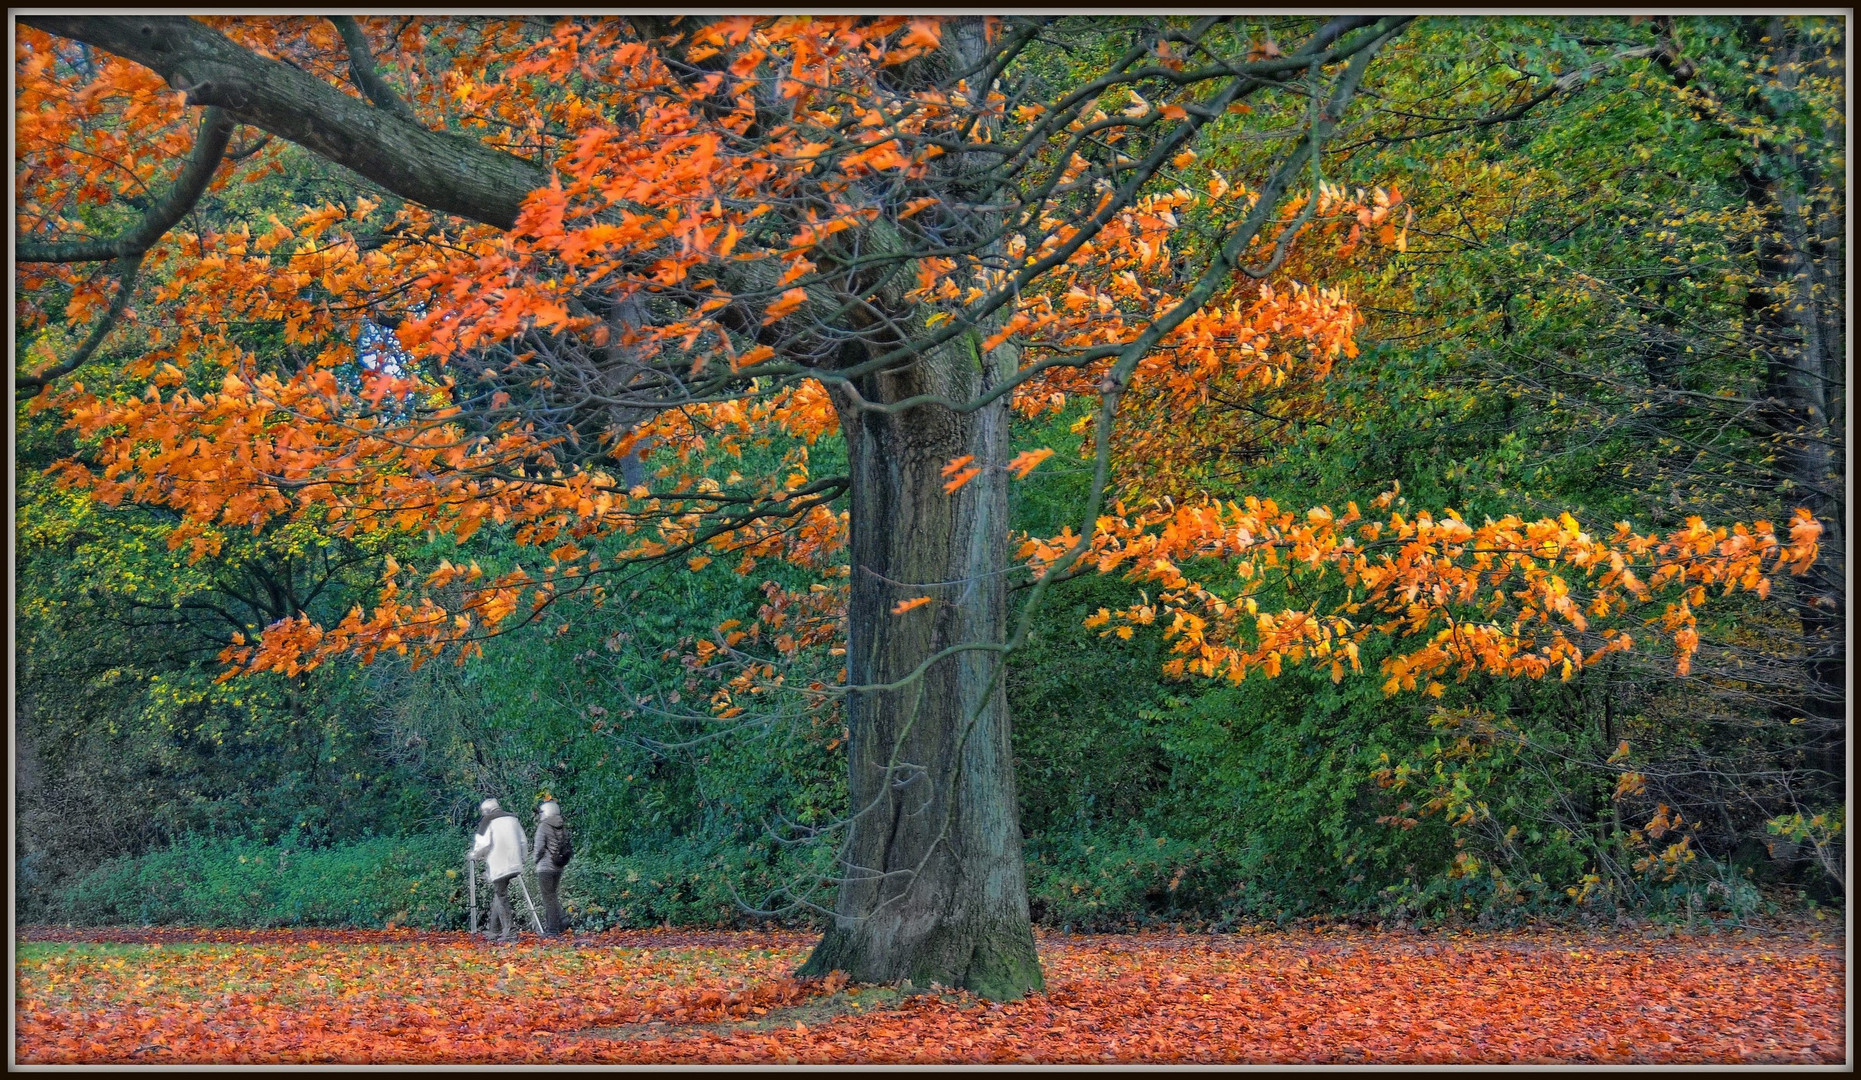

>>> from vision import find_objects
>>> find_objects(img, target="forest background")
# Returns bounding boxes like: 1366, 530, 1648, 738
14, 13, 1846, 939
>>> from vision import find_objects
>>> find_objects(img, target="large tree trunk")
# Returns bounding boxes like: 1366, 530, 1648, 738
798, 331, 1042, 1000
796, 16, 1044, 999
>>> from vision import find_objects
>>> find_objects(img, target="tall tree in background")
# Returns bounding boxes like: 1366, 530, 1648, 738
15, 15, 1821, 994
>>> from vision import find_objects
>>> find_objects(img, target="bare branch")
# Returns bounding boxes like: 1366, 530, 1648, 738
17, 256, 144, 393
329, 16, 419, 123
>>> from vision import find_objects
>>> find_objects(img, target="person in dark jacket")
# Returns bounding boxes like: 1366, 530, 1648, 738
532, 799, 573, 936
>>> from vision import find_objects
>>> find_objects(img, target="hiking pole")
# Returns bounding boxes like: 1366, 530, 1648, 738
467, 856, 478, 934
513, 869, 545, 934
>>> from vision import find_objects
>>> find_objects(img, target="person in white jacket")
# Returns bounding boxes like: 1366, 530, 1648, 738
468, 798, 529, 942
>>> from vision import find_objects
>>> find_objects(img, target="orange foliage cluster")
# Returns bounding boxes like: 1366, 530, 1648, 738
45, 363, 846, 677
17, 15, 1818, 698
1098, 184, 1409, 500
14, 926, 1843, 1064
1023, 485, 1821, 688
1003, 181, 1392, 423
19, 16, 1383, 680
401, 17, 963, 358
17, 20, 491, 367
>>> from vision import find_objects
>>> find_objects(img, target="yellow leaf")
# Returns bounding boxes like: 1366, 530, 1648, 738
1614, 771, 1648, 799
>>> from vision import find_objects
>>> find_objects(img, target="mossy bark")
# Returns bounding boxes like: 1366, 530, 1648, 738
800, 328, 1043, 1000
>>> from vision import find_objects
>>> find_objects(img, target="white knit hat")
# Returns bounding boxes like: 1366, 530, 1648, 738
480, 797, 500, 814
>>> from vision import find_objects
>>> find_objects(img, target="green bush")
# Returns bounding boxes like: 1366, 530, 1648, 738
1027, 826, 1231, 930
42, 831, 834, 932
556, 841, 832, 931
53, 833, 468, 929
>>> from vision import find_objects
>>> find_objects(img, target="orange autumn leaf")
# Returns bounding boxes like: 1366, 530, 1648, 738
940, 455, 982, 494
891, 596, 933, 615
762, 287, 808, 324
942, 467, 982, 494
1006, 448, 1055, 479
900, 18, 942, 50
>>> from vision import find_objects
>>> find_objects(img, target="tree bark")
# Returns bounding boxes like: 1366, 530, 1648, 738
1757, 179, 1846, 780
1651, 15, 1845, 794
787, 14, 1061, 1000
799, 328, 1041, 1000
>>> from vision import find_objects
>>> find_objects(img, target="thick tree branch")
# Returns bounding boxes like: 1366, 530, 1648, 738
21, 15, 547, 229
329, 16, 418, 123
18, 107, 233, 264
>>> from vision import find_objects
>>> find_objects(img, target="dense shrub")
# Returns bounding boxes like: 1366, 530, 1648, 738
52, 833, 466, 929
38, 831, 837, 932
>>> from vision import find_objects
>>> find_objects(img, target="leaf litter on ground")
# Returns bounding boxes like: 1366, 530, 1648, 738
13, 925, 1844, 1064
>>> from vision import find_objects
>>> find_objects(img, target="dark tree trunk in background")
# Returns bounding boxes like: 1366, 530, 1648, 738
1733, 18, 1846, 791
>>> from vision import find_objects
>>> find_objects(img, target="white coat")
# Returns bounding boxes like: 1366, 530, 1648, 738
471, 812, 528, 883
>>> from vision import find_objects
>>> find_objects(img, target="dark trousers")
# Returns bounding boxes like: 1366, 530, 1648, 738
486, 874, 517, 940
538, 871, 566, 935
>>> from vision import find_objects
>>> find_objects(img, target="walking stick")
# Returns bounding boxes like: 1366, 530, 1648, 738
467, 856, 478, 934
513, 869, 546, 934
